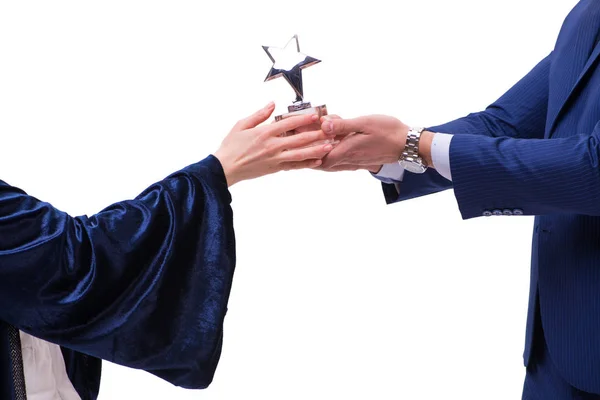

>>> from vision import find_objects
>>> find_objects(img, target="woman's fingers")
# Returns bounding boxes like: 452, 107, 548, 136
292, 122, 321, 134
232, 102, 275, 131
277, 129, 328, 150
280, 159, 323, 171
278, 142, 333, 163
265, 114, 319, 136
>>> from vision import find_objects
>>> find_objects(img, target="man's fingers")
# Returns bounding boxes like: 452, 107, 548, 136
232, 102, 275, 131
320, 116, 364, 137
277, 129, 328, 150
283, 113, 339, 134
266, 114, 319, 136
315, 163, 382, 172
280, 159, 323, 171
292, 122, 321, 134
278, 143, 333, 163
319, 134, 367, 169
313, 164, 362, 172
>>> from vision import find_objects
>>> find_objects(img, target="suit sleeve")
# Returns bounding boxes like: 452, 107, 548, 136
449, 127, 600, 218
382, 52, 552, 204
0, 154, 235, 389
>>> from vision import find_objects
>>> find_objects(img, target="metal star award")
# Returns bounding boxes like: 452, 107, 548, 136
262, 35, 327, 133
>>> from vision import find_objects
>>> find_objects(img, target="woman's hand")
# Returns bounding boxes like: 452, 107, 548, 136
214, 102, 333, 186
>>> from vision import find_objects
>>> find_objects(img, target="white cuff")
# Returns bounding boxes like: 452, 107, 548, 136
372, 132, 453, 183
431, 133, 453, 181
372, 162, 405, 183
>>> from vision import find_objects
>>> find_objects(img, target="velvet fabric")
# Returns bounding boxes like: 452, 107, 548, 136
0, 155, 235, 399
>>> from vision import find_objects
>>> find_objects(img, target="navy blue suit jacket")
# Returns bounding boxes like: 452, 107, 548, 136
0, 155, 235, 399
382, 0, 600, 393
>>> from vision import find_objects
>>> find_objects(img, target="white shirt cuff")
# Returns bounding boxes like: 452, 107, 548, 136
372, 162, 405, 183
431, 133, 453, 181
372, 132, 454, 183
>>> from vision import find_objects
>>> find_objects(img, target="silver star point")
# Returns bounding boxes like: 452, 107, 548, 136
262, 35, 321, 103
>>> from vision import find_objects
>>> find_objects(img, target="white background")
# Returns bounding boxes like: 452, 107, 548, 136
0, 1, 578, 399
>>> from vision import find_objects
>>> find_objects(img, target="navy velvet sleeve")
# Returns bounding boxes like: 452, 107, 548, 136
0, 154, 235, 389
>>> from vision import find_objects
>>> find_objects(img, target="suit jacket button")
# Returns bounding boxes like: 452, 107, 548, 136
483, 210, 492, 217
513, 209, 524, 215
503, 209, 513, 216
492, 209, 503, 216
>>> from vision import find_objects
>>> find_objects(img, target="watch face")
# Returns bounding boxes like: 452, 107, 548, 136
399, 160, 427, 174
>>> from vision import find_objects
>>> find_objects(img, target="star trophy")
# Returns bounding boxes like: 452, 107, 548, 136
262, 35, 328, 137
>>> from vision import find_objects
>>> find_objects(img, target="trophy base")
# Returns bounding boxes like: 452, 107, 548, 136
275, 102, 328, 137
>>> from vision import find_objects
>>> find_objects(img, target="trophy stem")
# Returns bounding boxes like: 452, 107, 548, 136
288, 101, 313, 113
262, 36, 327, 139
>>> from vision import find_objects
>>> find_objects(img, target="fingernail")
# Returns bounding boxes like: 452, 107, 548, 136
324, 144, 333, 152
323, 121, 333, 133
311, 114, 319, 121
265, 101, 275, 109
314, 159, 322, 166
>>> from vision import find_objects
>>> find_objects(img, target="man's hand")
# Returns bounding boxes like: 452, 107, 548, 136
318, 115, 408, 170
318, 114, 435, 173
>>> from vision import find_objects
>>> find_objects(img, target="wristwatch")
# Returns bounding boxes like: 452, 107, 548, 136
398, 127, 428, 174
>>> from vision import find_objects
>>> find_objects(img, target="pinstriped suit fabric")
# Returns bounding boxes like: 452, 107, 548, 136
382, 0, 600, 395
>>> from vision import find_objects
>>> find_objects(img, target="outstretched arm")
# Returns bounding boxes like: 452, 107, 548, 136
0, 103, 331, 389
318, 53, 553, 203
0, 156, 233, 389
385, 52, 552, 202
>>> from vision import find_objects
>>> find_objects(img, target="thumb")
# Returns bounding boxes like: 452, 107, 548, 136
232, 102, 275, 131
321, 116, 365, 137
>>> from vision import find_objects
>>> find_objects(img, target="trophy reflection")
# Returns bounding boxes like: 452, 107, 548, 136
262, 35, 328, 137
